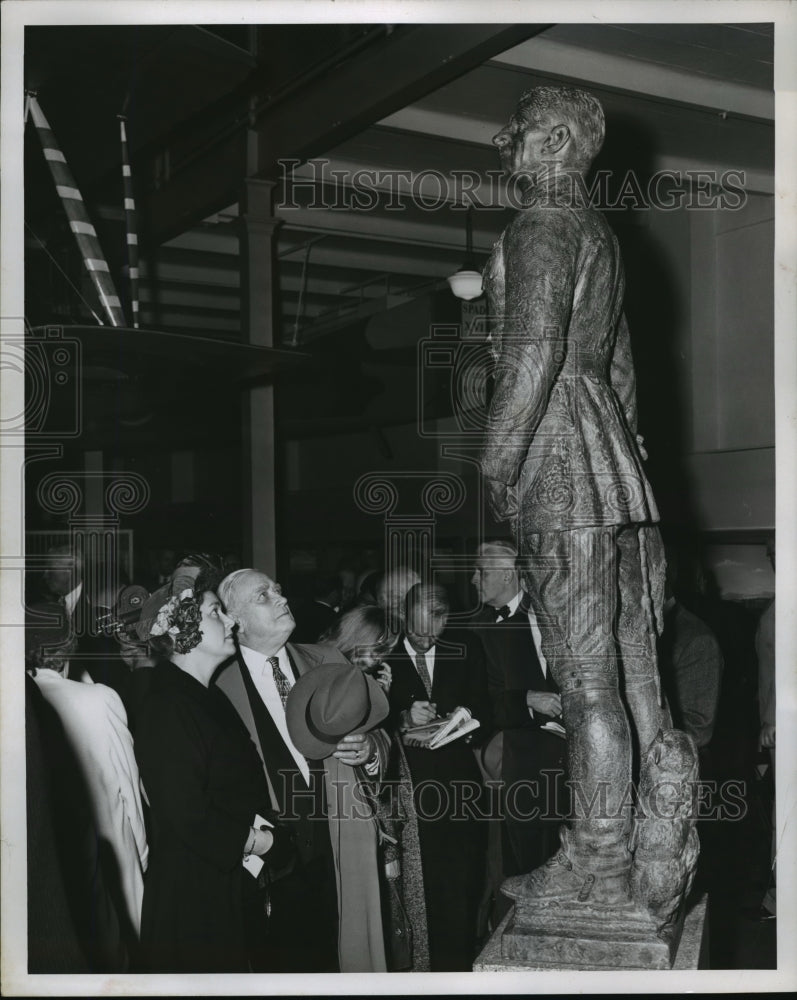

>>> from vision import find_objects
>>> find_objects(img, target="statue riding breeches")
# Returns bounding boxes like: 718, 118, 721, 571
517, 523, 667, 871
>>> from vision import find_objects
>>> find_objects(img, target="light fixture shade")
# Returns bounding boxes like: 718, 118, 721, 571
447, 269, 483, 301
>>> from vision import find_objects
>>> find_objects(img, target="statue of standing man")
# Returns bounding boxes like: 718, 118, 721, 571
480, 85, 698, 933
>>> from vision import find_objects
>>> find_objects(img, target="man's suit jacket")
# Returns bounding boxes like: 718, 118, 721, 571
386, 628, 490, 786
476, 598, 566, 788
216, 641, 391, 972
214, 641, 388, 864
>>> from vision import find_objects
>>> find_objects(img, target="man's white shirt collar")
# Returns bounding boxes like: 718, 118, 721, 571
505, 591, 524, 618
240, 643, 292, 682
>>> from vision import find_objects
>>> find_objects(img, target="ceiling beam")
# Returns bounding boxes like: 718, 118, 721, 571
251, 24, 550, 172
162, 202, 505, 255
492, 37, 774, 122
139, 23, 549, 246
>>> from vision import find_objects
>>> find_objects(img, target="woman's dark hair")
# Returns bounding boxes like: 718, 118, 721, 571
192, 564, 226, 598
148, 629, 178, 663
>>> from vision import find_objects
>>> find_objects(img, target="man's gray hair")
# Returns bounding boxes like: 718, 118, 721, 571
218, 568, 254, 613
477, 539, 519, 569
377, 566, 421, 609
516, 85, 605, 169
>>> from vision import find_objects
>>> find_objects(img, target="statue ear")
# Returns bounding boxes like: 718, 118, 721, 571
543, 123, 570, 156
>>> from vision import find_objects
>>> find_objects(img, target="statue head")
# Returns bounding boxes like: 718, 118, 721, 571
493, 85, 605, 191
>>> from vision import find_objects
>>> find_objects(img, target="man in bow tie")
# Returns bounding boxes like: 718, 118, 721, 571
215, 568, 389, 973
472, 541, 567, 876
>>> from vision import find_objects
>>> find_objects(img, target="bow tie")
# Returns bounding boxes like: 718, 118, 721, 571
494, 605, 511, 622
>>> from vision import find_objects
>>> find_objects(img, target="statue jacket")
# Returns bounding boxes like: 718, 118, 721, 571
479, 174, 659, 531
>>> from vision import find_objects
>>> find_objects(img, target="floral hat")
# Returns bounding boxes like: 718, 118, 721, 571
147, 588, 203, 654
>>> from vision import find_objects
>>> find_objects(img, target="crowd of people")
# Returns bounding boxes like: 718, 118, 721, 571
23, 537, 771, 974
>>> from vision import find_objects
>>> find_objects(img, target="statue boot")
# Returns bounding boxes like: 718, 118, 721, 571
502, 667, 635, 906
501, 826, 632, 906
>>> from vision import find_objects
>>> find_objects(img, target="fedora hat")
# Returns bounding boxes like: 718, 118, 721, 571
286, 663, 389, 760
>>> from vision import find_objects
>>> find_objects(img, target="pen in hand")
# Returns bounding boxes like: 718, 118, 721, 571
408, 700, 437, 727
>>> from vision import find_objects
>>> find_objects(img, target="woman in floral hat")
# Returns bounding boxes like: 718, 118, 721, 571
134, 573, 284, 972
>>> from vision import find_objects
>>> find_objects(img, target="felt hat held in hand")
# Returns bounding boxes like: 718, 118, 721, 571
286, 663, 389, 759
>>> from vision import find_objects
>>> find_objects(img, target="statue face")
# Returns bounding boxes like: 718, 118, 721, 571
492, 110, 550, 186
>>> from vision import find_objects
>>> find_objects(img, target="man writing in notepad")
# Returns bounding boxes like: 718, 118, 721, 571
385, 582, 490, 971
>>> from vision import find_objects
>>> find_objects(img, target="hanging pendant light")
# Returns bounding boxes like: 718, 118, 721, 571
447, 205, 483, 301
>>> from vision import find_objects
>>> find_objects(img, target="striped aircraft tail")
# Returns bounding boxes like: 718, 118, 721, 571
26, 92, 126, 327
118, 116, 140, 329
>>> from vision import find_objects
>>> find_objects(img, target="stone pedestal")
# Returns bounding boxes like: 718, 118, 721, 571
474, 893, 709, 972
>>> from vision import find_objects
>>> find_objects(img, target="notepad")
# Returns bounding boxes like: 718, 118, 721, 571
403, 706, 481, 749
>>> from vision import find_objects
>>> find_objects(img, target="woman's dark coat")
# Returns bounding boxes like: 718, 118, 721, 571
134, 661, 269, 972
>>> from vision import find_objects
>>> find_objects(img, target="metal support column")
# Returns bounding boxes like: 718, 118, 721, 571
239, 177, 282, 573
